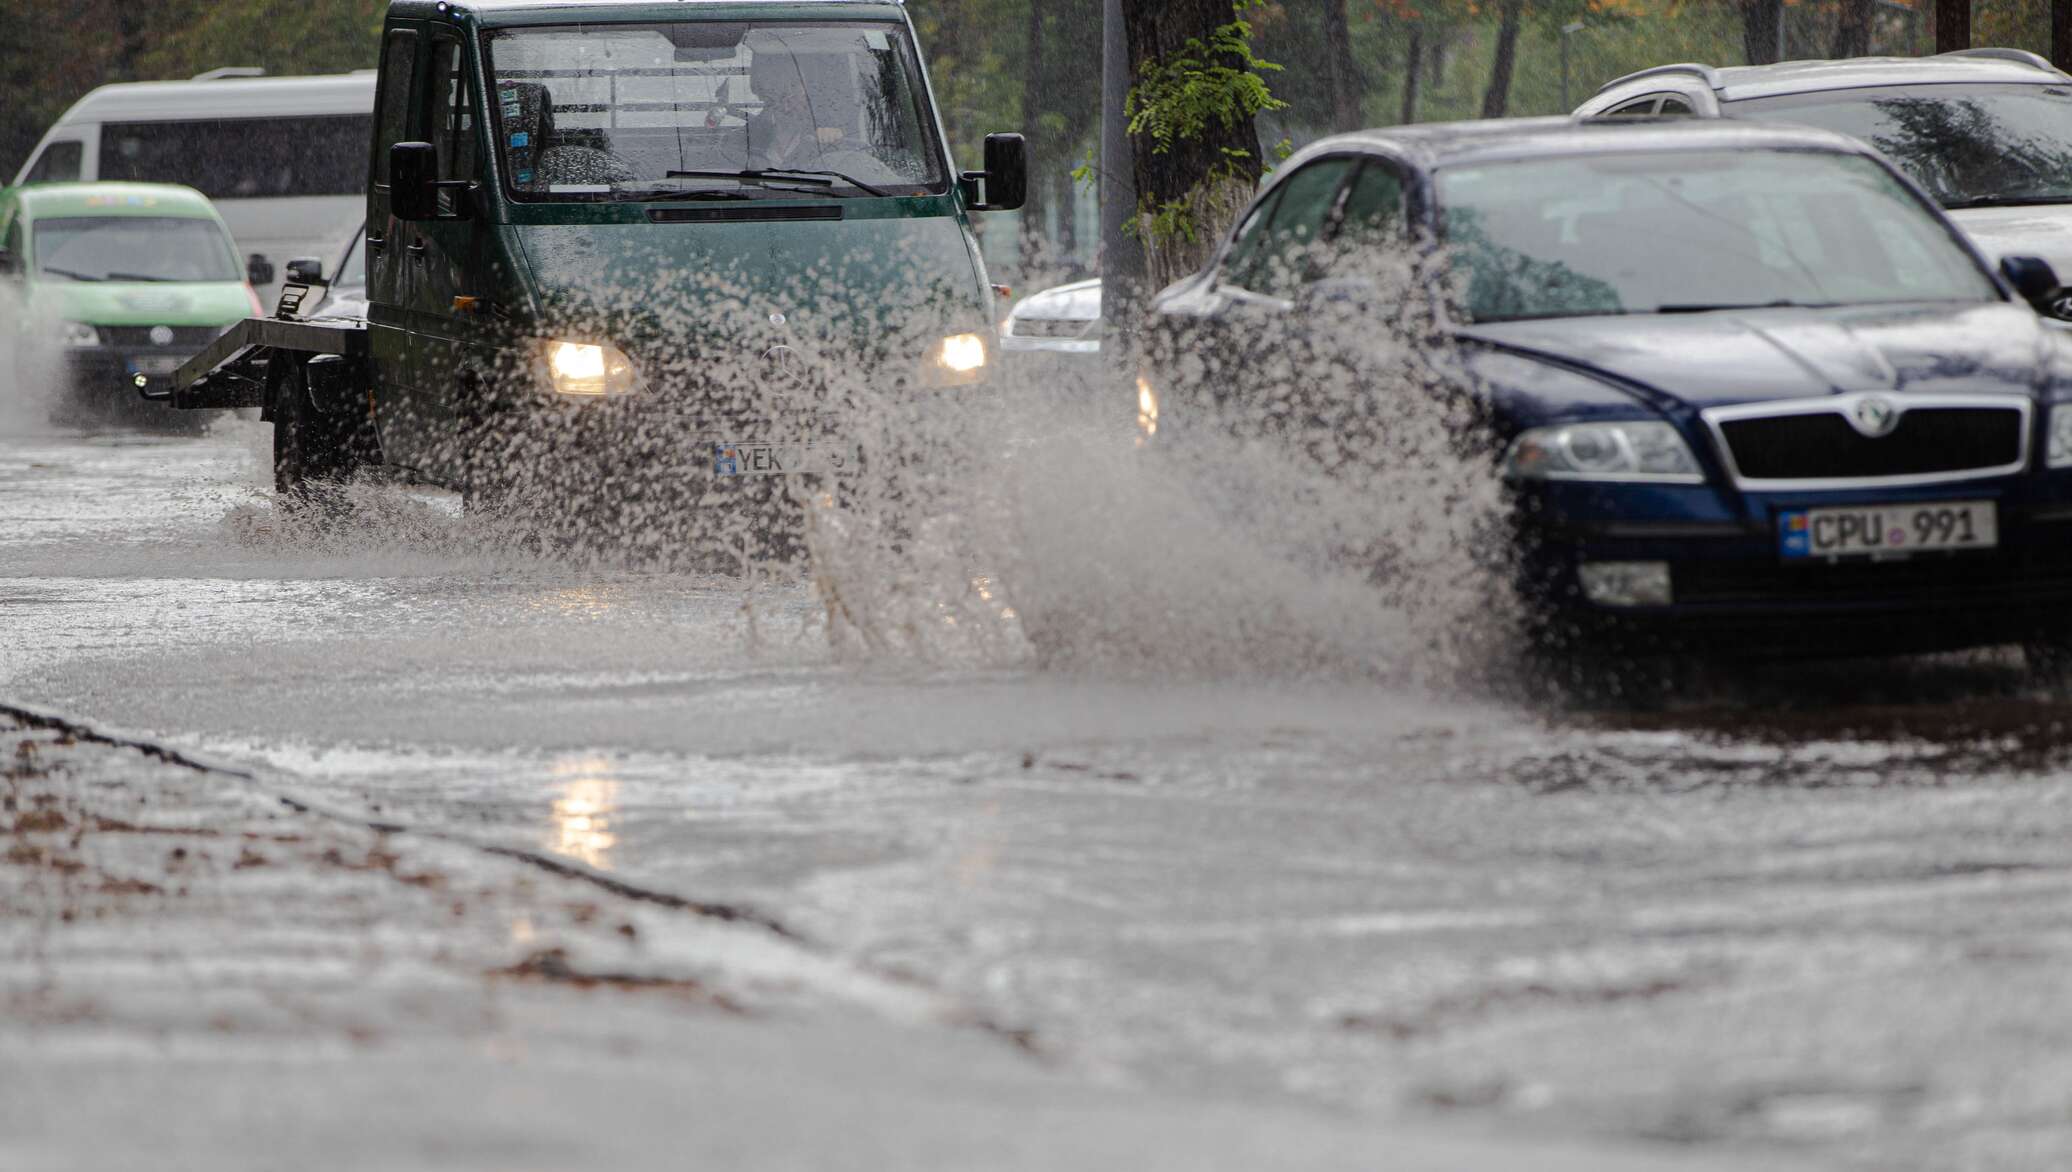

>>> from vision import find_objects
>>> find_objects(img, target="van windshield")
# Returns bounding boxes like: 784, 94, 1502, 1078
34, 216, 241, 283
486, 21, 947, 200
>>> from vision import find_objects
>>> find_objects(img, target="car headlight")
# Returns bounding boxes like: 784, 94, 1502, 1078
924, 332, 989, 386
1505, 421, 1704, 483
59, 321, 100, 348
1136, 374, 1160, 446
2051, 404, 2072, 468
541, 340, 642, 397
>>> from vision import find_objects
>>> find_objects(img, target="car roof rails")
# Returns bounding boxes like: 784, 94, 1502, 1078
1593, 62, 1723, 95
1936, 47, 2063, 72
191, 67, 267, 82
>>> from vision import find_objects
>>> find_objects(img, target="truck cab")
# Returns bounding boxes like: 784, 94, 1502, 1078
182, 0, 1025, 521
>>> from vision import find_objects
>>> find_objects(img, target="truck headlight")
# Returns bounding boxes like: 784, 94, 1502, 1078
1505, 421, 1703, 483
2051, 404, 2072, 468
59, 321, 101, 348
542, 340, 642, 397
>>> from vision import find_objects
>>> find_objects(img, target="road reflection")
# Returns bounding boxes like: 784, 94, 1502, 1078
548, 754, 621, 870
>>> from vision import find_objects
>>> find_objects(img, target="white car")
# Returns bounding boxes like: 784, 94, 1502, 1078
1577, 49, 2072, 303
1000, 277, 1102, 357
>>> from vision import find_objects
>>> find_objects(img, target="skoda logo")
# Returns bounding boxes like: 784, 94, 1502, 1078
762, 344, 806, 384
1848, 395, 1901, 438
148, 325, 175, 347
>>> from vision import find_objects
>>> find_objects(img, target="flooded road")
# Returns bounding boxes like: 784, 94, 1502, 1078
6, 424, 2072, 1169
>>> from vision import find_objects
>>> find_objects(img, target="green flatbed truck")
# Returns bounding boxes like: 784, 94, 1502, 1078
156, 0, 1025, 524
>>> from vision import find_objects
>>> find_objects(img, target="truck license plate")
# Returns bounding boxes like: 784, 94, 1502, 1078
712, 442, 852, 477
1779, 500, 1997, 560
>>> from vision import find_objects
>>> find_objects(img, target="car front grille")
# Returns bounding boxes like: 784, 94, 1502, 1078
1708, 397, 2028, 486
98, 325, 230, 348
1008, 317, 1096, 340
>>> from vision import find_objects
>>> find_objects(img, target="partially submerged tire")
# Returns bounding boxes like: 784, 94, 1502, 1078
273, 355, 361, 509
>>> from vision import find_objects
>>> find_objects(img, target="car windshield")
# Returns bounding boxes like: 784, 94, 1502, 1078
32, 216, 240, 283
486, 21, 946, 200
336, 233, 365, 288
1436, 149, 1999, 324
1729, 84, 2072, 208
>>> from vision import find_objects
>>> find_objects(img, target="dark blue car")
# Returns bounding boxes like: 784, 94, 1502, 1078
1144, 117, 2072, 668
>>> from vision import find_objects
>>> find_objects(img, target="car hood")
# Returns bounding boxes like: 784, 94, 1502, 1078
1950, 204, 2072, 276
1458, 302, 2054, 410
32, 279, 251, 328
514, 202, 989, 364
1012, 277, 1101, 322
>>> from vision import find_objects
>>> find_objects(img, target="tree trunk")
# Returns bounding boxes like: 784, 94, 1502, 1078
1400, 28, 1424, 125
1830, 0, 1875, 57
1123, 0, 1268, 291
1019, 0, 1049, 271
1742, 0, 1784, 64
1480, 0, 1524, 119
1321, 0, 1365, 132
108, 0, 146, 81
1936, 0, 1971, 52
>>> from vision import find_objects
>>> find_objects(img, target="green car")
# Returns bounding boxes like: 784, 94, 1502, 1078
165, 0, 1026, 557
0, 182, 258, 426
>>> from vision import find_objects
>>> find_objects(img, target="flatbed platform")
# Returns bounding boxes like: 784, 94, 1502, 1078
147, 316, 369, 411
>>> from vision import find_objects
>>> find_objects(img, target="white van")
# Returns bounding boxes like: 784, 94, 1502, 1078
12, 69, 376, 306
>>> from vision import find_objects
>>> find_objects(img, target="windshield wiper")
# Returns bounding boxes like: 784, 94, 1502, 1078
1944, 194, 2072, 210
610, 184, 760, 202
667, 168, 889, 198
1654, 299, 1837, 314
39, 266, 104, 282
104, 272, 181, 283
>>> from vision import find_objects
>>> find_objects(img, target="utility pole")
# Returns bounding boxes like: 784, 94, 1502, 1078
1936, 0, 1970, 53
1099, 0, 1144, 355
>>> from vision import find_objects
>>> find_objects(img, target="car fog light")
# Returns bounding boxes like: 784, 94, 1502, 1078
2051, 404, 2072, 469
1136, 375, 1160, 445
1578, 561, 1672, 608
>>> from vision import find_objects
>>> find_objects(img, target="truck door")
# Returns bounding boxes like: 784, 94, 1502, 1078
366, 23, 422, 467
405, 31, 485, 480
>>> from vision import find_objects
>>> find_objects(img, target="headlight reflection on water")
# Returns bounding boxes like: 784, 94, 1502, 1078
548, 755, 621, 871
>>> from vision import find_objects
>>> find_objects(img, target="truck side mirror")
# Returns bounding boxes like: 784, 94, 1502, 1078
391, 142, 440, 222
247, 254, 276, 288
285, 257, 327, 287
961, 133, 1028, 212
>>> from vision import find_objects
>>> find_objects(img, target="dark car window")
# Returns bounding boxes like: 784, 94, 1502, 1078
1605, 96, 1660, 116
1728, 83, 2072, 208
99, 117, 370, 199
374, 29, 419, 185
1322, 160, 1407, 278
1657, 95, 1694, 115
1437, 149, 1998, 324
1218, 187, 1282, 290
23, 141, 83, 184
428, 38, 478, 213
1241, 157, 1354, 296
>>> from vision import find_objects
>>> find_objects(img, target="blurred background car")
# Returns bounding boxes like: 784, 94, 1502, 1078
1577, 49, 2072, 307
293, 222, 366, 322
1000, 277, 1101, 358
0, 181, 256, 427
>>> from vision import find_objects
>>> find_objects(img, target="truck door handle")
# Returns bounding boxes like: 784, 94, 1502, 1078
366, 235, 386, 253
406, 240, 428, 257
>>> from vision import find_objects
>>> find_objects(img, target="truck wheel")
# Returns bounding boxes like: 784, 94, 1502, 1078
273, 358, 359, 509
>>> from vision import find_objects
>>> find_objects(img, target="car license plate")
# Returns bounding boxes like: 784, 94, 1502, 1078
712, 441, 852, 477
1779, 500, 1997, 560
127, 355, 188, 376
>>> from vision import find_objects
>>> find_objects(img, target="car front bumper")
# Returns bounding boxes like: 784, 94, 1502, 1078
1515, 477, 2072, 658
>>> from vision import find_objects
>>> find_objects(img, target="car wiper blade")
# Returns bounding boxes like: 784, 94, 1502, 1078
39, 266, 104, 282
104, 272, 181, 283
1944, 194, 2072, 209
1653, 299, 1837, 313
612, 184, 759, 202
666, 168, 889, 198
745, 168, 892, 198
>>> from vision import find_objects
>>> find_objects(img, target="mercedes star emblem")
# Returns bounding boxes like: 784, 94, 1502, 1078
763, 344, 806, 383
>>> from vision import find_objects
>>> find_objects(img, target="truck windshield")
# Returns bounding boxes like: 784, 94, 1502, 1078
1728, 84, 2072, 209
487, 22, 947, 200
1437, 150, 1997, 324
33, 216, 241, 283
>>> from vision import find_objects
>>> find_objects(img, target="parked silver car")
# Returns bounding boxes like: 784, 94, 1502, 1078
1000, 277, 1101, 358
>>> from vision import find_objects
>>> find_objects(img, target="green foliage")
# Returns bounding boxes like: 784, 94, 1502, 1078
1125, 10, 1289, 159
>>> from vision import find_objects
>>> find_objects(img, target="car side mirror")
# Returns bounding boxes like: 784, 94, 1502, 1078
961, 133, 1028, 212
0, 249, 18, 278
246, 254, 276, 288
2001, 254, 2061, 310
392, 142, 441, 221
285, 257, 327, 287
